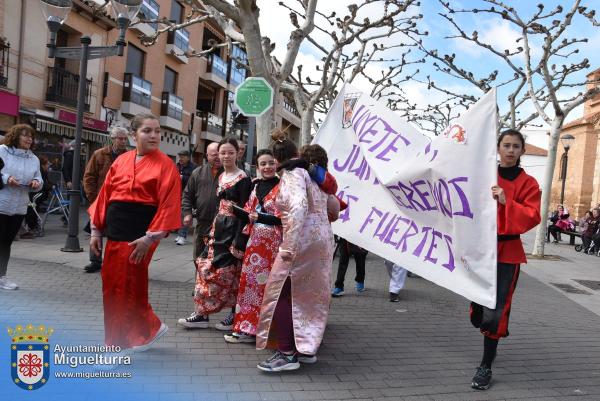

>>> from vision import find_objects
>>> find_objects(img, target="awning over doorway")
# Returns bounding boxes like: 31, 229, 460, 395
36, 117, 109, 144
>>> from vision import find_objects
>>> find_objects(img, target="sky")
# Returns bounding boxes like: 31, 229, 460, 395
256, 0, 600, 143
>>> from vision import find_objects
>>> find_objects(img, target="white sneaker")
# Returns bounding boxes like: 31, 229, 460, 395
132, 323, 168, 352
0, 276, 18, 290
224, 332, 255, 343
174, 236, 182, 243
175, 237, 186, 246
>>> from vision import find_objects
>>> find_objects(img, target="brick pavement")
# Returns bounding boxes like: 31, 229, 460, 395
2, 248, 600, 401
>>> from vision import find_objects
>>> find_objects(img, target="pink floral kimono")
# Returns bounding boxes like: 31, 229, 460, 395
255, 167, 335, 355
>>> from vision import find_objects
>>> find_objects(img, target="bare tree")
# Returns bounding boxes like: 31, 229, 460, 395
406, 0, 600, 256
277, 0, 425, 143
95, 0, 424, 147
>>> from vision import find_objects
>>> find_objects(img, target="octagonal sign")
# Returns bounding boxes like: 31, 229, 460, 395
234, 77, 274, 117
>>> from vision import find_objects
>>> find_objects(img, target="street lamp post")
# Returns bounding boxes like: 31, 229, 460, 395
559, 133, 575, 206
40, 0, 141, 252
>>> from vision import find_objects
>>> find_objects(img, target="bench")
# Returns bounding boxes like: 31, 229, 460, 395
562, 230, 582, 245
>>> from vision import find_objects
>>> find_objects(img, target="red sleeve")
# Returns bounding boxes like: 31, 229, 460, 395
498, 176, 541, 235
319, 171, 338, 195
88, 162, 116, 232
147, 158, 182, 232
338, 197, 348, 211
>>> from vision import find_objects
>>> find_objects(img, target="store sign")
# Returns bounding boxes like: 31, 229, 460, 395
55, 109, 108, 132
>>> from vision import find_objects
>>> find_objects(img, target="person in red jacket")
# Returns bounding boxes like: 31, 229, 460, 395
469, 129, 541, 390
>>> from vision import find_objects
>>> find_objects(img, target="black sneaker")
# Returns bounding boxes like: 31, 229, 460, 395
471, 366, 492, 390
177, 313, 209, 329
389, 292, 400, 302
84, 263, 102, 273
215, 312, 234, 331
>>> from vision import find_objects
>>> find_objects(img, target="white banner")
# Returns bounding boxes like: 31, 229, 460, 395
313, 84, 498, 308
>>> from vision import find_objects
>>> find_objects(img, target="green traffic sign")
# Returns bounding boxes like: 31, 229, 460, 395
234, 77, 274, 117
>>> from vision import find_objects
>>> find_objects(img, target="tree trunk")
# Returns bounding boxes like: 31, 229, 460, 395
531, 117, 565, 256
300, 108, 315, 145
256, 108, 275, 150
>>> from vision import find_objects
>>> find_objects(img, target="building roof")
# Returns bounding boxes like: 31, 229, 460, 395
525, 143, 548, 156
563, 111, 600, 130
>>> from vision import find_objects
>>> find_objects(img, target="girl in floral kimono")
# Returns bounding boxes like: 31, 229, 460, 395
178, 137, 251, 331
223, 149, 282, 344
256, 132, 338, 372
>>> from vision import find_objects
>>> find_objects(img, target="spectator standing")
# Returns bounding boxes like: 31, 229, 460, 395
174, 150, 196, 246
0, 124, 43, 290
81, 127, 128, 273
62, 140, 75, 189
21, 155, 52, 238
236, 139, 247, 171
181, 142, 222, 259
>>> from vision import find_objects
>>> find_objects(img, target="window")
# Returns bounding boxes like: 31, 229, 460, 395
140, 0, 160, 29
0, 38, 9, 88
164, 67, 178, 94
230, 45, 247, 86
174, 28, 189, 51
125, 44, 145, 77
170, 0, 183, 24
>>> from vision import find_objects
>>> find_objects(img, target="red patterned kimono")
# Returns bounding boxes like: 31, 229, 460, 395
194, 172, 252, 315
89, 150, 181, 348
233, 179, 282, 336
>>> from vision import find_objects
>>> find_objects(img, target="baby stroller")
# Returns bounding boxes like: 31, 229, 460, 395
575, 226, 600, 256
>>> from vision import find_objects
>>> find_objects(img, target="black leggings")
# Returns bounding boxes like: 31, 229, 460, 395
334, 239, 367, 290
0, 213, 25, 277
548, 225, 562, 241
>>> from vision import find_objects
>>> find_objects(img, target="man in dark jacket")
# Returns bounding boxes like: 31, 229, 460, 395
81, 127, 128, 272
174, 150, 197, 245
182, 142, 221, 258
62, 140, 75, 189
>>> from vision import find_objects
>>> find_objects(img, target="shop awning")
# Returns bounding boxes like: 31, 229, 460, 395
36, 118, 109, 144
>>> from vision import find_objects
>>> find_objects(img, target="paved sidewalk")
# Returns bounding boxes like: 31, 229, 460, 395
2, 215, 600, 400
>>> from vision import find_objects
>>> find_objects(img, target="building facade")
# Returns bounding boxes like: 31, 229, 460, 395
551, 68, 600, 219
1, 0, 301, 169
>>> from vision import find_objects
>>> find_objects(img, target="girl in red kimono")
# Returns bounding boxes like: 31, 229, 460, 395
224, 149, 282, 343
89, 113, 181, 352
178, 137, 252, 330
470, 129, 541, 390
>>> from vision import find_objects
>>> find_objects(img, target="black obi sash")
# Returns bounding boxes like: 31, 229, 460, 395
497, 234, 520, 242
105, 201, 157, 242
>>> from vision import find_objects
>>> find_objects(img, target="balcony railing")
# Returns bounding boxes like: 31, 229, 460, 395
0, 39, 9, 88
123, 73, 152, 109
168, 28, 189, 52
207, 54, 228, 81
283, 98, 300, 118
196, 111, 223, 135
139, 0, 159, 30
45, 66, 91, 111
161, 92, 183, 121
